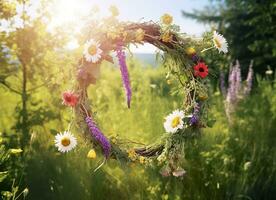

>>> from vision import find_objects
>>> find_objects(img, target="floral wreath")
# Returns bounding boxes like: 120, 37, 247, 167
54, 9, 228, 177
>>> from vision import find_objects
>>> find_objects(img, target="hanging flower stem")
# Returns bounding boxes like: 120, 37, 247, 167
81, 104, 111, 158
116, 43, 132, 108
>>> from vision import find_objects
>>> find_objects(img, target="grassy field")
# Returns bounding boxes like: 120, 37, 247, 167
1, 60, 276, 200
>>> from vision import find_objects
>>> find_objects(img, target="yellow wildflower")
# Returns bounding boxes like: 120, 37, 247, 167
135, 28, 145, 42
107, 31, 119, 40
123, 31, 128, 41
139, 156, 146, 164
167, 80, 172, 85
185, 47, 196, 55
198, 94, 208, 101
161, 32, 172, 43
109, 5, 119, 17
87, 149, 97, 159
161, 13, 173, 25
111, 137, 117, 144
128, 149, 137, 160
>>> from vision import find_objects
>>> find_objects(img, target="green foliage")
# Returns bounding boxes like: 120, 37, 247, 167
0, 133, 28, 200
1, 65, 273, 200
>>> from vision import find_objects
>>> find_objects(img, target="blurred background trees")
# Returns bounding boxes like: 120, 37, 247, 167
182, 0, 276, 74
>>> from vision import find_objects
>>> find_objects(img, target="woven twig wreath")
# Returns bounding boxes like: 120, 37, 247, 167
56, 13, 228, 176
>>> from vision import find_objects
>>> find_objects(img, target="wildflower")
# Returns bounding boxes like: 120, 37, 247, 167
213, 31, 228, 53
139, 156, 146, 164
122, 31, 128, 41
157, 153, 166, 163
226, 61, 241, 105
109, 5, 119, 17
135, 28, 145, 42
62, 91, 78, 107
111, 137, 117, 144
116, 43, 132, 108
185, 47, 196, 56
54, 131, 77, 153
244, 61, 254, 95
87, 149, 97, 159
85, 116, 111, 158
172, 167, 186, 177
219, 71, 227, 97
161, 13, 173, 25
193, 62, 209, 78
128, 149, 137, 160
107, 30, 120, 40
164, 109, 185, 133
190, 103, 200, 125
161, 32, 172, 43
83, 39, 103, 63
198, 93, 208, 101
191, 54, 199, 62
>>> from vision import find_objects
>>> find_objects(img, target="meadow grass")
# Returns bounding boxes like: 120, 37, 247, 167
1, 61, 275, 200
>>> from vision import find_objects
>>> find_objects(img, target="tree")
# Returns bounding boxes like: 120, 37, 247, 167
0, 0, 69, 147
182, 0, 276, 75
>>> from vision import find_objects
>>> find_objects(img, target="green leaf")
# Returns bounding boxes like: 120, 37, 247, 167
0, 171, 8, 183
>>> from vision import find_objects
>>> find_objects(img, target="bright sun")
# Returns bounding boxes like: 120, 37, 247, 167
48, 0, 91, 30
47, 0, 156, 52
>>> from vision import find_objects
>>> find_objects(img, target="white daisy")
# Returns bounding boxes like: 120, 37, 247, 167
164, 109, 185, 133
54, 131, 77, 153
213, 31, 228, 53
83, 39, 103, 63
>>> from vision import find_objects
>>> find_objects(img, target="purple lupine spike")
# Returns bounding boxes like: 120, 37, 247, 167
220, 71, 227, 97
85, 116, 111, 158
234, 60, 242, 97
244, 61, 254, 95
116, 43, 132, 108
226, 61, 241, 105
190, 103, 200, 125
226, 63, 235, 104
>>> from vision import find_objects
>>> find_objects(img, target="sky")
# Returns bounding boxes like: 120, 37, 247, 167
1, 0, 212, 53
86, 0, 211, 52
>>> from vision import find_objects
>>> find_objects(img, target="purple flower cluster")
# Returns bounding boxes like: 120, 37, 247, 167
222, 60, 254, 121
190, 103, 200, 125
116, 43, 132, 108
244, 61, 254, 95
226, 60, 242, 105
191, 54, 199, 62
220, 71, 227, 97
85, 116, 111, 158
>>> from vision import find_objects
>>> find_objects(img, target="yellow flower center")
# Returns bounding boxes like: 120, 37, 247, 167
171, 116, 181, 128
61, 137, 71, 147
88, 45, 97, 55
214, 38, 222, 48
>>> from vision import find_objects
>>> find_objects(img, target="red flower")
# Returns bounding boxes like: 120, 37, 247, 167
62, 91, 78, 107
193, 62, 209, 78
